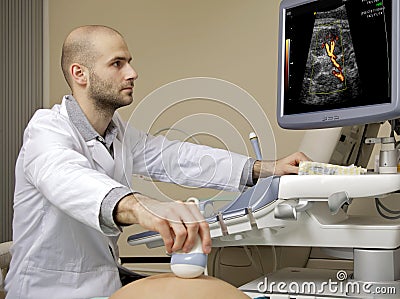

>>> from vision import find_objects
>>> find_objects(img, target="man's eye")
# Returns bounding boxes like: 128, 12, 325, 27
112, 61, 121, 67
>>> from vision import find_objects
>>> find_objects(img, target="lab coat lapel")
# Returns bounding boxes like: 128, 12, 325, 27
112, 136, 133, 186
113, 138, 124, 181
87, 140, 115, 177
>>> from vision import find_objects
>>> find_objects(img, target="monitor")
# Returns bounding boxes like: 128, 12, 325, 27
277, 0, 399, 129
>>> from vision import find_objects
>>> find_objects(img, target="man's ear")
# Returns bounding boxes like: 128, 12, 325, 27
70, 63, 88, 86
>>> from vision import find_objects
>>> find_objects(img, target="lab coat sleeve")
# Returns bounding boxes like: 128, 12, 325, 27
100, 186, 133, 235
128, 129, 250, 192
22, 111, 126, 233
242, 157, 257, 186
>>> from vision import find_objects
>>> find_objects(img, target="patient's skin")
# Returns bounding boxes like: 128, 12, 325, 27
110, 273, 251, 299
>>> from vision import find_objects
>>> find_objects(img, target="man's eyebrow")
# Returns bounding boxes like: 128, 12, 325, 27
109, 56, 133, 63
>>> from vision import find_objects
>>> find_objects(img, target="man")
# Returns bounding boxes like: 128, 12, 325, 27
5, 25, 308, 298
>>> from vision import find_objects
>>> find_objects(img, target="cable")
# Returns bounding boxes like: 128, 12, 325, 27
376, 198, 400, 214
271, 245, 278, 272
375, 198, 400, 220
243, 246, 264, 276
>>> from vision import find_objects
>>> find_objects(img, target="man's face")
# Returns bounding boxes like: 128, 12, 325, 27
87, 33, 138, 110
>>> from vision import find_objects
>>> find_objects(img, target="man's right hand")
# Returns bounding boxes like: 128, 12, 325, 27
114, 194, 211, 255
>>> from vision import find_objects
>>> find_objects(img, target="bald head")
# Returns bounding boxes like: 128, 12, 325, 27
61, 25, 123, 89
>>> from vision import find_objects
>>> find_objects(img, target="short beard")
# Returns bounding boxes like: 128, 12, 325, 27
88, 70, 126, 116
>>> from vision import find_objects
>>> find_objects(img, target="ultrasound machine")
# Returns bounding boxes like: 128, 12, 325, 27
129, 0, 400, 297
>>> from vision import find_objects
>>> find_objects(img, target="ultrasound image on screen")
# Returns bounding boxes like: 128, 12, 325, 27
299, 5, 361, 105
284, 0, 391, 115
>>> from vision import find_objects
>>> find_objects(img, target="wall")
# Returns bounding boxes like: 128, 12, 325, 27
1, 0, 43, 243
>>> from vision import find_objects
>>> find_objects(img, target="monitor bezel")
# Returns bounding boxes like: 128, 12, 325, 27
277, 0, 400, 129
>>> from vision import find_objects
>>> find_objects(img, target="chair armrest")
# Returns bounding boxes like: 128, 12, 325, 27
0, 241, 12, 293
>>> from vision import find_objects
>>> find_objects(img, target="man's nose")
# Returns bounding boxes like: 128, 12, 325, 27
126, 64, 138, 81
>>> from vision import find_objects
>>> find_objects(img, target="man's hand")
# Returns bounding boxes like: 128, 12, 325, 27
114, 193, 211, 255
253, 151, 310, 179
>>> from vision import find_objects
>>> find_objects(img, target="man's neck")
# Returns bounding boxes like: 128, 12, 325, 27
73, 95, 114, 137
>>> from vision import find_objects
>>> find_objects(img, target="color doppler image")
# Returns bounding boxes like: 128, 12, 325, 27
283, 0, 391, 115
299, 4, 361, 106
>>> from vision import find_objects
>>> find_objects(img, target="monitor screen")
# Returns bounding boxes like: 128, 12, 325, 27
277, 0, 399, 129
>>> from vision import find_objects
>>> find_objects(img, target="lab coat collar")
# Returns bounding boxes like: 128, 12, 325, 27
111, 137, 122, 174
63, 95, 118, 147
86, 139, 115, 176
61, 95, 120, 176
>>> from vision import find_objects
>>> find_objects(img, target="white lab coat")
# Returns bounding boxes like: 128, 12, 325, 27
5, 96, 249, 299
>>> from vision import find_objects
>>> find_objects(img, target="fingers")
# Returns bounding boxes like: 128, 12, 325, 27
169, 220, 190, 252
186, 202, 212, 254
129, 195, 211, 254
292, 151, 311, 164
283, 163, 301, 174
157, 201, 211, 254
155, 208, 191, 254
289, 152, 312, 174
157, 221, 176, 254
198, 221, 212, 254
274, 151, 311, 175
177, 202, 211, 254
